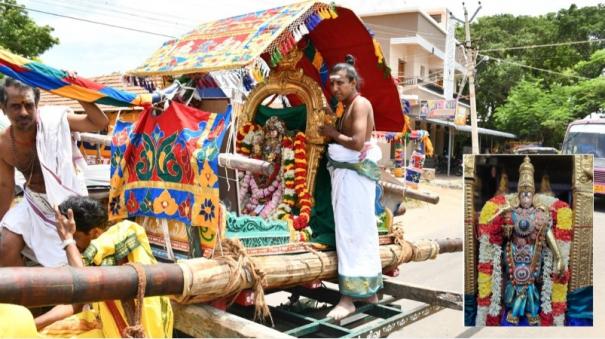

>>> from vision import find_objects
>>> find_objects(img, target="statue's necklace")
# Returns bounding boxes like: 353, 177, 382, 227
512, 207, 536, 237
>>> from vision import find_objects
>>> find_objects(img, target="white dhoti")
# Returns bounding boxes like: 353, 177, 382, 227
0, 106, 87, 267
328, 141, 383, 298
0, 189, 67, 267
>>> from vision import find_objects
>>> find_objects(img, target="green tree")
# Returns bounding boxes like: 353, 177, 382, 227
0, 0, 59, 58
493, 79, 572, 147
458, 5, 605, 128
568, 77, 605, 119
574, 49, 605, 78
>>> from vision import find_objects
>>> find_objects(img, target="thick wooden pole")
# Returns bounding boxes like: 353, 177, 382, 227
379, 180, 440, 204
0, 263, 183, 307
0, 239, 461, 307
218, 153, 275, 176
79, 132, 111, 146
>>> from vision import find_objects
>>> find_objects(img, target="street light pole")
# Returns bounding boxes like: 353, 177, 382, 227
457, 2, 482, 154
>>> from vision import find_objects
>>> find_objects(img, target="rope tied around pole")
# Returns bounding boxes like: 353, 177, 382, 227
301, 243, 328, 283
123, 263, 147, 338
218, 238, 274, 326
387, 225, 406, 266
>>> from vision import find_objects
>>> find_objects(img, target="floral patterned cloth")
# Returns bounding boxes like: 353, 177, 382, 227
109, 102, 231, 245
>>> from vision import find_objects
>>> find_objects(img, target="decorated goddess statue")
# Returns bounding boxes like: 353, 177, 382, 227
237, 115, 313, 236
475, 156, 574, 326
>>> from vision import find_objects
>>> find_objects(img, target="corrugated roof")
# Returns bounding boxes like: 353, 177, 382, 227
38, 73, 159, 113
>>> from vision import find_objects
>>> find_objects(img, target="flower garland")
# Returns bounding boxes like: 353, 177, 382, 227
550, 200, 573, 326
236, 122, 259, 156
475, 194, 572, 326
292, 132, 312, 230
239, 173, 283, 218
270, 133, 313, 230
237, 126, 314, 239
271, 136, 296, 220
475, 195, 505, 326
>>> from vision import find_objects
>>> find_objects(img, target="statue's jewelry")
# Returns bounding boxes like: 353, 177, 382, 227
512, 207, 536, 237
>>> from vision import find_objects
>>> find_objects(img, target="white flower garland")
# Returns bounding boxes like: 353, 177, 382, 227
554, 314, 566, 326
541, 247, 554, 315
488, 243, 502, 318
478, 235, 495, 263
476, 234, 503, 326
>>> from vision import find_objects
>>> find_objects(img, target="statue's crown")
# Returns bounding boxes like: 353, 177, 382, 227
518, 155, 535, 193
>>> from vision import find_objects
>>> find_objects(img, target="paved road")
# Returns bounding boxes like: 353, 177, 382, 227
388, 183, 464, 337
389, 184, 603, 337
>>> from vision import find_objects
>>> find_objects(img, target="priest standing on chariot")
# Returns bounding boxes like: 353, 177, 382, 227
319, 55, 383, 320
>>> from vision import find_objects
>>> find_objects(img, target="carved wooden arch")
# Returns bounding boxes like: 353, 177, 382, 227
239, 49, 330, 195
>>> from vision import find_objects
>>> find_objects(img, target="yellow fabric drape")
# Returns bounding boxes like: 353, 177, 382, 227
40, 220, 173, 338
0, 303, 42, 338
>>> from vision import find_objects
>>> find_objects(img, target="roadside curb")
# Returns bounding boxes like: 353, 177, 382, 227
422, 179, 463, 190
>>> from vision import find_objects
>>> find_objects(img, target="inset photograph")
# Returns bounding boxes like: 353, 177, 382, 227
463, 155, 593, 326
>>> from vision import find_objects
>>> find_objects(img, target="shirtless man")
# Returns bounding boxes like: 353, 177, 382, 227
319, 55, 383, 320
0, 77, 108, 267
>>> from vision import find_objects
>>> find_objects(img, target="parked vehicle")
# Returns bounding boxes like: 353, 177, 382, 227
435, 155, 463, 176
514, 146, 559, 155
561, 112, 605, 195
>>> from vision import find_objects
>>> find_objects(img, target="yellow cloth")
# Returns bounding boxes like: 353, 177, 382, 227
0, 304, 41, 338
41, 220, 173, 338
86, 220, 174, 338
40, 309, 103, 338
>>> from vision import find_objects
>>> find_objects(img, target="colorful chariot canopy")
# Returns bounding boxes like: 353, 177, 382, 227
128, 1, 321, 76
128, 1, 405, 132
0, 48, 154, 107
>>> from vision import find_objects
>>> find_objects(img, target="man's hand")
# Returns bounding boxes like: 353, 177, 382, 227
319, 124, 338, 139
54, 206, 76, 241
358, 143, 371, 161
554, 257, 565, 276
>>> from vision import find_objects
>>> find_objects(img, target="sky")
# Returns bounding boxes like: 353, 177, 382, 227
15, 0, 605, 77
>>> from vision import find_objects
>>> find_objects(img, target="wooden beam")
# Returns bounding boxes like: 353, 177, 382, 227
0, 239, 462, 307
380, 279, 462, 310
173, 303, 292, 338
79, 132, 111, 146
379, 180, 440, 204
218, 153, 274, 176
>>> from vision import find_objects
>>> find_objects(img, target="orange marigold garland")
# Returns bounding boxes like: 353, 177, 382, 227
270, 133, 313, 231
236, 122, 258, 155
292, 132, 312, 230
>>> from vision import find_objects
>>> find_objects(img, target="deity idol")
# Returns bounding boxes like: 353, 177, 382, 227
476, 156, 572, 326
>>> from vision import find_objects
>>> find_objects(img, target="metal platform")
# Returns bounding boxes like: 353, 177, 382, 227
174, 279, 462, 338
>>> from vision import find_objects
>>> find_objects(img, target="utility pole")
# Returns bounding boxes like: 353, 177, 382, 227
453, 2, 482, 154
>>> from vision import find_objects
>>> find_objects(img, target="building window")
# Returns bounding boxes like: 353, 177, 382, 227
398, 59, 406, 83
430, 14, 442, 23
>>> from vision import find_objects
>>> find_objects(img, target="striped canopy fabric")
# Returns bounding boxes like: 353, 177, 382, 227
0, 48, 152, 107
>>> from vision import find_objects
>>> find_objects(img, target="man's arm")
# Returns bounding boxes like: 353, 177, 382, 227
66, 101, 109, 132
35, 304, 83, 331
34, 207, 86, 330
54, 207, 85, 268
0, 157, 15, 220
321, 100, 370, 151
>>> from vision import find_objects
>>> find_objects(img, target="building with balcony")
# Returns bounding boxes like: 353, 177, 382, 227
360, 8, 515, 171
